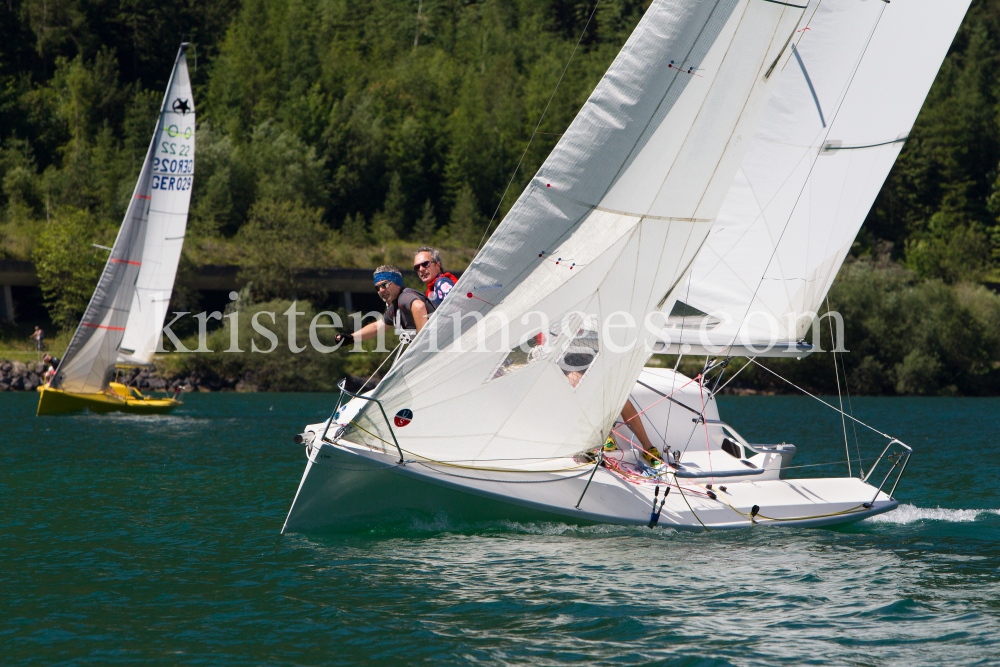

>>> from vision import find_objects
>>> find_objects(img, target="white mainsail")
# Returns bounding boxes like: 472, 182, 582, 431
345, 0, 805, 463
53, 44, 195, 392
661, 0, 971, 353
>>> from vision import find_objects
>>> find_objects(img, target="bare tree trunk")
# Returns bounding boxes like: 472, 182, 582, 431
414, 0, 422, 48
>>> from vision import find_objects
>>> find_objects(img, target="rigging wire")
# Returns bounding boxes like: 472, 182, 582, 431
713, 356, 754, 393
826, 295, 851, 477
475, 1, 600, 252
747, 357, 895, 440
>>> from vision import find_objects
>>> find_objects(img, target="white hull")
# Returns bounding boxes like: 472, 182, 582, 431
282, 435, 898, 533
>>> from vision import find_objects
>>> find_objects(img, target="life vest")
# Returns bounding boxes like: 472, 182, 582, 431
391, 288, 436, 344
426, 272, 459, 303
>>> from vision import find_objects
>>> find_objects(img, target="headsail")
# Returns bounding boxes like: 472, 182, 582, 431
52, 44, 195, 391
345, 0, 805, 463
661, 0, 972, 353
119, 51, 196, 366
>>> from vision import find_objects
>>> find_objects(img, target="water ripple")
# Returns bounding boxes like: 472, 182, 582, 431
2, 393, 1000, 665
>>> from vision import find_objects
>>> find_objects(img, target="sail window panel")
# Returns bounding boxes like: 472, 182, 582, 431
557, 315, 600, 389
664, 300, 723, 331
489, 312, 584, 383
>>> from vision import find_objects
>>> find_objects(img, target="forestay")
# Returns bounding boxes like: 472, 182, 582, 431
344, 0, 805, 463
663, 0, 972, 352
53, 45, 195, 392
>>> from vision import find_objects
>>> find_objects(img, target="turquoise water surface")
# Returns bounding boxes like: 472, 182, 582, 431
2, 392, 999, 665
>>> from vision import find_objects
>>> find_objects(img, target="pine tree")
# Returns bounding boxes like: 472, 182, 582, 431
411, 198, 437, 241
342, 212, 369, 247
448, 183, 482, 248
370, 172, 405, 243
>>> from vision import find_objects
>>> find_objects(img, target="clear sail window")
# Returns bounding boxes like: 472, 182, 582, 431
557, 316, 599, 388
490, 325, 570, 381
488, 313, 600, 388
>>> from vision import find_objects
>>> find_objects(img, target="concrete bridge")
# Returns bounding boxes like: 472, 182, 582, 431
0, 260, 443, 321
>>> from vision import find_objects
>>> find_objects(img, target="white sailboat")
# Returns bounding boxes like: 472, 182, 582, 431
282, 0, 967, 532
38, 44, 196, 416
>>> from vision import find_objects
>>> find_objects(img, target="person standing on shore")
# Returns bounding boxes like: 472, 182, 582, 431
29, 326, 44, 359
414, 246, 458, 307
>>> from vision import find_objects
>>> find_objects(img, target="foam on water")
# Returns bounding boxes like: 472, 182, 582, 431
864, 503, 1000, 524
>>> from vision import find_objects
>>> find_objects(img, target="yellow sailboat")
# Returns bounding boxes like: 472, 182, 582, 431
37, 382, 182, 415
37, 44, 195, 417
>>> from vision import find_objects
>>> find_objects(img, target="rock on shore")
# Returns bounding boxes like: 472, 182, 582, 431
0, 361, 252, 393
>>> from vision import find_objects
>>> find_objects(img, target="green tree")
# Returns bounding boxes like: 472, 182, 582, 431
32, 206, 107, 329
341, 212, 368, 247
370, 171, 405, 242
237, 198, 327, 298
446, 182, 483, 248
411, 198, 437, 241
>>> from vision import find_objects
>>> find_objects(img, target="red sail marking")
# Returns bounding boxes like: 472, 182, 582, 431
467, 293, 495, 307
81, 323, 126, 331
110, 259, 141, 265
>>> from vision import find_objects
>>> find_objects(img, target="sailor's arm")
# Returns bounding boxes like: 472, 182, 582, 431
336, 318, 387, 345
411, 300, 429, 332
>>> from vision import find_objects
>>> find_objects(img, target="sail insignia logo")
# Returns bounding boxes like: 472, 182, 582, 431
172, 98, 191, 115
394, 409, 413, 428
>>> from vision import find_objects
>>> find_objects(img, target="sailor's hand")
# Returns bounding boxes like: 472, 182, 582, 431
335, 332, 354, 346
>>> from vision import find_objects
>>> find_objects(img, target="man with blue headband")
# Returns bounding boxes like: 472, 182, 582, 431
335, 265, 435, 347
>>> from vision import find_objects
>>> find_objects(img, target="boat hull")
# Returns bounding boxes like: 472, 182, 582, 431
36, 386, 181, 416
282, 437, 899, 534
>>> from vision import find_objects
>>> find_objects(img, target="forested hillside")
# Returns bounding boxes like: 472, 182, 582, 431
2, 0, 1000, 393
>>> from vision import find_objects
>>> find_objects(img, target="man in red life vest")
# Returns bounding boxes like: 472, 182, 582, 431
414, 246, 457, 307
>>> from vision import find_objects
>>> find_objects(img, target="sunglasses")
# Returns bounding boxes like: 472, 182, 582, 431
376, 281, 394, 291
414, 260, 438, 271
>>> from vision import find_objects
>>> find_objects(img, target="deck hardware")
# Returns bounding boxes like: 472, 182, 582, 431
335, 378, 406, 464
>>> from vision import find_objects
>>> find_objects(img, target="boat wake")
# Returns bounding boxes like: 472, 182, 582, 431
864, 503, 1000, 525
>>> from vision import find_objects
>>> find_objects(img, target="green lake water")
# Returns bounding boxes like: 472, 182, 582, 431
2, 391, 999, 665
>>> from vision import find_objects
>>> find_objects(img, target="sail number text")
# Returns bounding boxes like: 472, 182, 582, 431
153, 157, 193, 174
152, 175, 193, 191
160, 142, 191, 156
153, 157, 194, 174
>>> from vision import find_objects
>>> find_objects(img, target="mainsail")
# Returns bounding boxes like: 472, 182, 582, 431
53, 44, 195, 392
662, 0, 971, 353
345, 0, 805, 463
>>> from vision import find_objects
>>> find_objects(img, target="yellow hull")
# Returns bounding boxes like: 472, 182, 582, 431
36, 384, 182, 416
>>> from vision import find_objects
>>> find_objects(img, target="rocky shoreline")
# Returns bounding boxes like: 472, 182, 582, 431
0, 360, 380, 394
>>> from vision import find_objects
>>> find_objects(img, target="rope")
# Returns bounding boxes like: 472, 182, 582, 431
698, 374, 715, 485
415, 462, 594, 484
361, 339, 404, 391
670, 472, 711, 531
475, 1, 600, 252
346, 420, 591, 474
827, 296, 851, 477
714, 490, 868, 523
